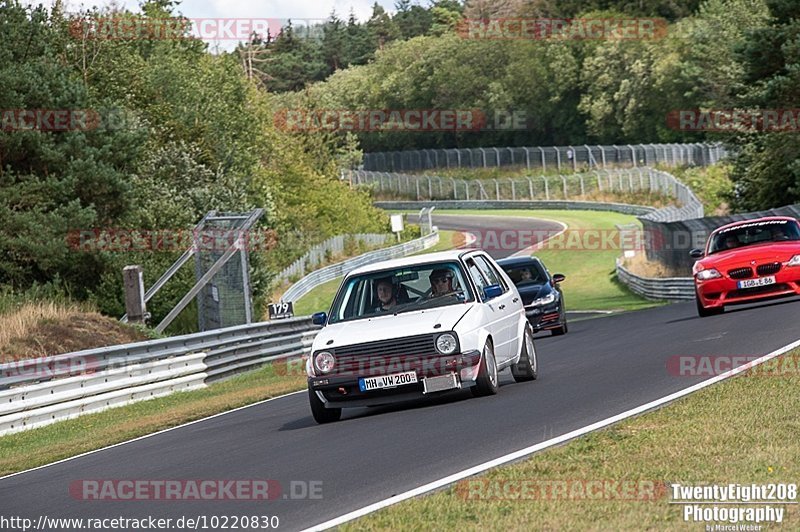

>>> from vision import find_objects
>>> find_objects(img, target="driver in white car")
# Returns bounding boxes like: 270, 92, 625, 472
429, 268, 456, 297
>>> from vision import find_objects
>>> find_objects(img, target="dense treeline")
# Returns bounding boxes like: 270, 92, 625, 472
268, 0, 798, 211
2, 0, 798, 332
0, 0, 385, 328
250, 0, 702, 93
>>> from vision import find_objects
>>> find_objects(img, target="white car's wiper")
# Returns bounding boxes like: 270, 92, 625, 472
392, 291, 466, 314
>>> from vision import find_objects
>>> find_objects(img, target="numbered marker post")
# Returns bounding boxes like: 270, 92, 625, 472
268, 301, 294, 320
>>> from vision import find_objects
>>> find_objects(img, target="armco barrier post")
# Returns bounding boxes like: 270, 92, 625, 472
123, 265, 147, 324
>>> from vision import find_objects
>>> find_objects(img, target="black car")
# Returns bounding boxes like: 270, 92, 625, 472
496, 256, 567, 335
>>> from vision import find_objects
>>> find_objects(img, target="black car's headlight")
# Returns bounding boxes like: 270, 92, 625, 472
435, 333, 458, 355
313, 351, 335, 374
528, 293, 557, 307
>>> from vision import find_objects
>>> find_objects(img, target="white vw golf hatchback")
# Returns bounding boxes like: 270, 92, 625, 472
306, 249, 537, 423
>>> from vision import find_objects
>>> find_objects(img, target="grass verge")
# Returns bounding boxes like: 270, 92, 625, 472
0, 301, 148, 360
0, 365, 306, 477
342, 349, 800, 531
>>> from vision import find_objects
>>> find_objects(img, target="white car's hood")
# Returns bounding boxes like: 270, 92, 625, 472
315, 304, 474, 349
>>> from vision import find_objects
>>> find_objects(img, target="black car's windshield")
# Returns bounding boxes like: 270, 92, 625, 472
328, 261, 475, 324
502, 262, 548, 286
708, 219, 800, 254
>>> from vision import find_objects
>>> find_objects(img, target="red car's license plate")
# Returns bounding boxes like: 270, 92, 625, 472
737, 276, 776, 289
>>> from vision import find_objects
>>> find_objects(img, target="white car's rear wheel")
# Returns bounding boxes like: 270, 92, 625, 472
512, 325, 538, 382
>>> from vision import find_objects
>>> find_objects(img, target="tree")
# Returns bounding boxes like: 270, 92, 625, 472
727, 0, 800, 211
257, 21, 327, 92
321, 10, 346, 72
366, 3, 400, 50
343, 9, 375, 66
394, 2, 433, 39
430, 0, 464, 35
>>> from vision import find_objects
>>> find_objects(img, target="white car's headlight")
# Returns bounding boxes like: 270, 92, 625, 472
435, 333, 458, 355
313, 351, 335, 374
788, 255, 800, 267
529, 293, 557, 307
695, 268, 722, 280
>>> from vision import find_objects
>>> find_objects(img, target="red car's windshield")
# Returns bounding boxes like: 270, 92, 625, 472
708, 219, 800, 254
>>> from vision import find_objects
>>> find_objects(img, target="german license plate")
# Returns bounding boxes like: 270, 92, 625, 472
359, 371, 417, 392
737, 276, 776, 289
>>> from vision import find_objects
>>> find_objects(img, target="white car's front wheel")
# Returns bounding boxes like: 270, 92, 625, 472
512, 325, 538, 382
472, 340, 499, 397
308, 388, 342, 424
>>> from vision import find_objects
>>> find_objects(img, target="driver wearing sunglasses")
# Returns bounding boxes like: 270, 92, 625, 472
429, 268, 456, 297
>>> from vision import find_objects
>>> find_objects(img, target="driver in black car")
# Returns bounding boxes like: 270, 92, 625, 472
429, 268, 456, 297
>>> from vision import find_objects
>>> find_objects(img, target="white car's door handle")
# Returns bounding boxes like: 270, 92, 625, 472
499, 304, 506, 310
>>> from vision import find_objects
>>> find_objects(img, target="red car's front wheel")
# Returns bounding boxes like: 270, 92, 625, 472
695, 290, 723, 317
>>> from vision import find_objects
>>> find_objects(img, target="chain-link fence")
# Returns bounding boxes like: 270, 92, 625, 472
351, 167, 703, 214
195, 212, 263, 331
362, 143, 726, 172
275, 233, 391, 284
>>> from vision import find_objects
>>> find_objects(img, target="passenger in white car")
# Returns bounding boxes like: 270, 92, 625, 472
374, 277, 398, 312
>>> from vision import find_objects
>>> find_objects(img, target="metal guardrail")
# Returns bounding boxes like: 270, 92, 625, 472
615, 259, 695, 301
282, 231, 440, 304
0, 353, 208, 434
362, 143, 726, 172
375, 200, 656, 216
0, 317, 321, 435
275, 233, 391, 283
352, 167, 703, 210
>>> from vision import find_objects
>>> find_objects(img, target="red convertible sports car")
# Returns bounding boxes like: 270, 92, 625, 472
690, 216, 800, 317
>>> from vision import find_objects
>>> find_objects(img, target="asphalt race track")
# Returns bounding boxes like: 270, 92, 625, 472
2, 214, 799, 531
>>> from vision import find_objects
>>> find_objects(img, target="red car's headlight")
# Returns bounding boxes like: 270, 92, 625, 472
696, 268, 722, 280
788, 255, 800, 267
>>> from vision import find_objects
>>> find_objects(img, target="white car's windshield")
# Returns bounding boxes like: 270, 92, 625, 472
328, 261, 475, 324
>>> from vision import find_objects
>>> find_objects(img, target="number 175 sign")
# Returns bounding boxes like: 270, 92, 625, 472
268, 301, 294, 320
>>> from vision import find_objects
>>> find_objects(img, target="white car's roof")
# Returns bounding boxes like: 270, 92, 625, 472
348, 249, 480, 276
